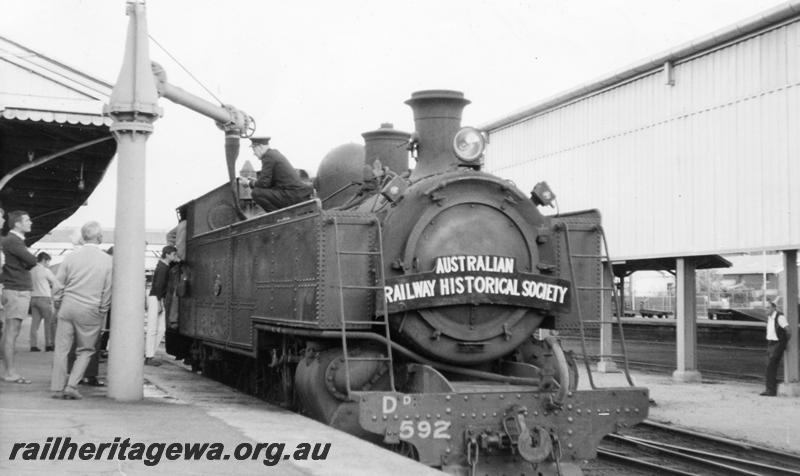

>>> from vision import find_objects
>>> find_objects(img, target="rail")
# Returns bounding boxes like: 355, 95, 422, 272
596, 420, 800, 475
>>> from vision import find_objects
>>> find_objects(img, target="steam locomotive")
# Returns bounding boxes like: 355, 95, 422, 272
165, 90, 649, 475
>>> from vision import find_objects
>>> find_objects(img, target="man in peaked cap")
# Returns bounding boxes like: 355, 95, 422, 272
246, 137, 313, 213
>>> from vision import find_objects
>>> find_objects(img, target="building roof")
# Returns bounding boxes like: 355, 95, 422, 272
0, 35, 112, 124
612, 254, 732, 277
482, 1, 800, 132
612, 253, 789, 277
0, 35, 116, 244
718, 253, 784, 275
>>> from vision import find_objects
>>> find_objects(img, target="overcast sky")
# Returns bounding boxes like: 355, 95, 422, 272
0, 0, 788, 231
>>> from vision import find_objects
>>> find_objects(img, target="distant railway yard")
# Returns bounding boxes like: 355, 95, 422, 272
561, 317, 780, 382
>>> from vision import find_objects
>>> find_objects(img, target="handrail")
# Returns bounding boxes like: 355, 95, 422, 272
598, 225, 635, 386
558, 222, 596, 389
331, 216, 396, 398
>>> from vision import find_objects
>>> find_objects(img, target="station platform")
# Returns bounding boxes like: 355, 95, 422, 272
584, 366, 800, 454
2, 318, 798, 475
0, 321, 441, 475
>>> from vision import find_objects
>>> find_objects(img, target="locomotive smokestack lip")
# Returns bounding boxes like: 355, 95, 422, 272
405, 90, 471, 180
405, 89, 471, 107
361, 122, 411, 177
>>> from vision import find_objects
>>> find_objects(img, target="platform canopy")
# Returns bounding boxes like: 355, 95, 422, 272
0, 35, 117, 244
611, 254, 732, 277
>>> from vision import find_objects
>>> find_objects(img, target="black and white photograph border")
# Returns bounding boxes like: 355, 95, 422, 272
1, 1, 799, 475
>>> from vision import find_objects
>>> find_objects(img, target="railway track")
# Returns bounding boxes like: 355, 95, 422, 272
559, 336, 768, 382
588, 420, 800, 475
622, 359, 763, 381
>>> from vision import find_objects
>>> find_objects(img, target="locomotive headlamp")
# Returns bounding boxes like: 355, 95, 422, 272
453, 127, 486, 164
531, 181, 556, 207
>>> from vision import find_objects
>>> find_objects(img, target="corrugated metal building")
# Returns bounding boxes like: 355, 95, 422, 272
483, 2, 800, 261
482, 2, 800, 388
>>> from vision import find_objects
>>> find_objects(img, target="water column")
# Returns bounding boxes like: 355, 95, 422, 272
105, 0, 162, 401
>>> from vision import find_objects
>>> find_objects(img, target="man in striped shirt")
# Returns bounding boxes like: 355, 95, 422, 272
1, 211, 37, 384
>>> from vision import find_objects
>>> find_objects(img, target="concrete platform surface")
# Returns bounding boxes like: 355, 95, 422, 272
585, 367, 800, 454
0, 323, 441, 476
4, 315, 799, 475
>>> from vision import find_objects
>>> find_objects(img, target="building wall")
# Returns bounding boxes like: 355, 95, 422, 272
486, 17, 800, 260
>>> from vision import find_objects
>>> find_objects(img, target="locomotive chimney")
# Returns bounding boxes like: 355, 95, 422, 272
405, 90, 470, 180
361, 123, 411, 176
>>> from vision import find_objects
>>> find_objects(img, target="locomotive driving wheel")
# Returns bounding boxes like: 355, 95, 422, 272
254, 333, 297, 408
385, 441, 419, 461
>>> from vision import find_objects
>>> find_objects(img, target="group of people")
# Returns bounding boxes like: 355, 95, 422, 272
0, 137, 310, 397
0, 208, 184, 399
0, 212, 112, 399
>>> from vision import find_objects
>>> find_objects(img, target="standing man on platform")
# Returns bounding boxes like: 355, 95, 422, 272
145, 245, 179, 366
761, 299, 791, 396
30, 252, 59, 352
246, 137, 313, 213
1, 211, 37, 384
50, 221, 112, 400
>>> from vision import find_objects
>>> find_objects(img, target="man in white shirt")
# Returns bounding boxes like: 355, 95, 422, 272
761, 299, 791, 396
